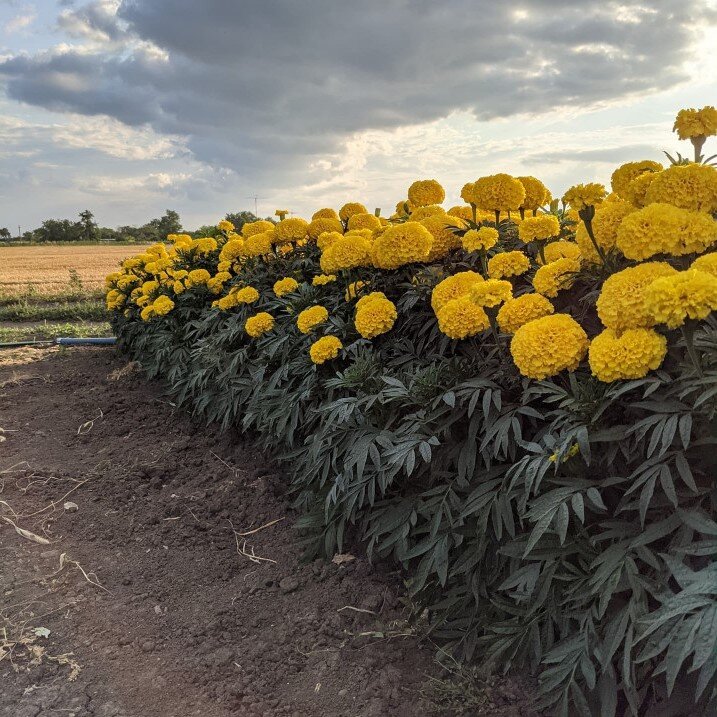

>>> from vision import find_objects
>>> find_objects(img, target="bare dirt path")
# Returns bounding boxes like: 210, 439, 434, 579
0, 347, 537, 717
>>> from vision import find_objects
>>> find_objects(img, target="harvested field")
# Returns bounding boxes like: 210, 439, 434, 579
0, 245, 150, 297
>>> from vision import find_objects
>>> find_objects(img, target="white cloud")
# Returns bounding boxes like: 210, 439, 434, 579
3, 7, 36, 34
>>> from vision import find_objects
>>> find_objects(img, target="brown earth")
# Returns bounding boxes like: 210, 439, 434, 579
0, 347, 539, 717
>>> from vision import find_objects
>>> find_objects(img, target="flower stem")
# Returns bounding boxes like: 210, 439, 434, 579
582, 217, 607, 266
538, 243, 546, 266
471, 203, 477, 223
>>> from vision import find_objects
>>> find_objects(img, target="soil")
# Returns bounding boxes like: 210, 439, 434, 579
0, 347, 539, 717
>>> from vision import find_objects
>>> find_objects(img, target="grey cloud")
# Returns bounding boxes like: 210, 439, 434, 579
1, 0, 713, 185
525, 144, 664, 164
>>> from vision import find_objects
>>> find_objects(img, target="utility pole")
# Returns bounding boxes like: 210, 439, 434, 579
246, 195, 263, 217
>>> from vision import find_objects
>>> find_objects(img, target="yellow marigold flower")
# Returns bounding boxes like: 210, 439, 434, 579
610, 160, 663, 198
469, 279, 513, 308
273, 277, 299, 297
395, 199, 415, 217
216, 260, 233, 272
152, 295, 175, 316
471, 173, 526, 212
345, 281, 367, 300
309, 335, 342, 364
562, 183, 607, 211
241, 232, 274, 258
235, 286, 259, 304
532, 257, 580, 298
140, 280, 159, 295
207, 276, 226, 295
692, 252, 717, 277
312, 274, 337, 286
317, 231, 343, 251
105, 289, 125, 311
462, 227, 498, 253
644, 269, 717, 329
307, 217, 343, 239
487, 251, 531, 279
354, 294, 397, 339
437, 297, 490, 339
673, 106, 717, 140
421, 214, 463, 260
192, 237, 218, 255
345, 228, 375, 240
371, 222, 433, 269
407, 179, 445, 207
297, 305, 329, 334
460, 182, 477, 205
538, 241, 581, 265
589, 328, 667, 382
320, 235, 372, 273
447, 205, 473, 221
645, 163, 717, 214
623, 171, 660, 208
217, 219, 235, 232
312, 208, 339, 221
242, 220, 275, 238
497, 294, 554, 334
596, 262, 677, 332
144, 261, 159, 275
275, 218, 308, 244
140, 305, 154, 321
173, 235, 193, 250
511, 314, 588, 379
431, 271, 484, 313
616, 203, 717, 260
518, 215, 560, 243
185, 269, 211, 288
173, 280, 186, 294
245, 311, 275, 337
213, 294, 236, 310
410, 204, 446, 221
347, 213, 381, 232
575, 200, 635, 263
339, 202, 368, 222
517, 176, 550, 211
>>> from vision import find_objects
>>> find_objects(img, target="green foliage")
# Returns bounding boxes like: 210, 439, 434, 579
113, 241, 717, 716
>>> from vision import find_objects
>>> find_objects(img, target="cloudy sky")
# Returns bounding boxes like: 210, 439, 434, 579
0, 0, 716, 232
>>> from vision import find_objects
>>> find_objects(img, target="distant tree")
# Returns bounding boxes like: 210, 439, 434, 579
36, 219, 81, 243
78, 209, 98, 242
98, 227, 120, 242
155, 209, 182, 239
192, 224, 222, 238
0, 227, 10, 240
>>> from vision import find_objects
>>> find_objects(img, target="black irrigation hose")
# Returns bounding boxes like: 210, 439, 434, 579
0, 337, 117, 349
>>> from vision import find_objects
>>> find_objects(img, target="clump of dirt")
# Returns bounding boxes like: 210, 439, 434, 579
0, 347, 539, 717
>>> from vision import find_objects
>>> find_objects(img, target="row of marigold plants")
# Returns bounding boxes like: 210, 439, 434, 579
106, 107, 717, 716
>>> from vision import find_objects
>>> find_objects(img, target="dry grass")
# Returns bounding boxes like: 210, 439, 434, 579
0, 245, 150, 297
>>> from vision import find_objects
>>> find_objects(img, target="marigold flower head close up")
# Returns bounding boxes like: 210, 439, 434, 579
339, 202, 368, 222
538, 241, 581, 265
575, 200, 635, 263
462, 227, 498, 253
487, 251, 531, 279
320, 235, 373, 273
510, 314, 589, 379
354, 293, 397, 339
431, 271, 484, 313
297, 305, 329, 334
644, 269, 717, 329
517, 176, 550, 211
273, 277, 300, 297
644, 163, 717, 214
497, 293, 554, 334
469, 279, 513, 308
471, 173, 526, 213
589, 328, 667, 382
437, 297, 490, 339
518, 215, 560, 243
610, 160, 663, 198
312, 273, 337, 286
275, 218, 308, 244
673, 105, 717, 140
245, 312, 275, 338
596, 262, 678, 333
371, 222, 433, 269
562, 183, 607, 211
408, 179, 445, 208
532, 257, 580, 298
616, 203, 717, 260
309, 335, 342, 364
691, 252, 717, 277
307, 217, 343, 239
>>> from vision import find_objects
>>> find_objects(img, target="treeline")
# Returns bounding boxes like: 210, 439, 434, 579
1, 210, 273, 243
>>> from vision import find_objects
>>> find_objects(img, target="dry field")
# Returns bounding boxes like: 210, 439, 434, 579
0, 244, 150, 297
